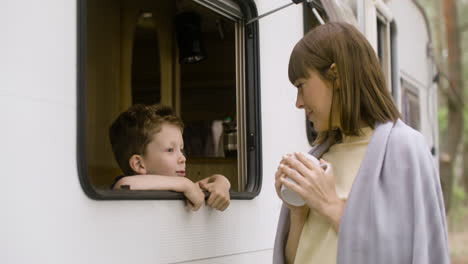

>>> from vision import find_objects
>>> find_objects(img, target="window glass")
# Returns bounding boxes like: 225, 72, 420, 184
179, 2, 238, 190
401, 78, 421, 130
377, 14, 392, 92
132, 13, 161, 105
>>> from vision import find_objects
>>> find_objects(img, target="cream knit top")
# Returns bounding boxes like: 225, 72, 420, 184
294, 127, 374, 264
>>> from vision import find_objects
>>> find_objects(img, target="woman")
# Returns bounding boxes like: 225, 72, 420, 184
273, 22, 449, 264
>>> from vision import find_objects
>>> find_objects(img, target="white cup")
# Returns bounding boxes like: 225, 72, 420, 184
280, 152, 329, 206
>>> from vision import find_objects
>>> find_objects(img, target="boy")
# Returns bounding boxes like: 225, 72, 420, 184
109, 104, 231, 211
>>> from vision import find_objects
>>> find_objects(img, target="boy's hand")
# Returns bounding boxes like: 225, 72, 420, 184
199, 174, 231, 211
183, 180, 205, 211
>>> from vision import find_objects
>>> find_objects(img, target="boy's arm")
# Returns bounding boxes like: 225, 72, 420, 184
114, 175, 187, 191
115, 175, 205, 211
198, 174, 231, 211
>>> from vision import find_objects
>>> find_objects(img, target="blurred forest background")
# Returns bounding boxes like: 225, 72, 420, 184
416, 0, 467, 262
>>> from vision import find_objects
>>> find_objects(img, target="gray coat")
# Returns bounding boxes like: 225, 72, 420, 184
273, 120, 449, 264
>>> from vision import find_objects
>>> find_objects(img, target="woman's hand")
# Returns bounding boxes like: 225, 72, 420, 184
278, 153, 345, 230
275, 154, 309, 215
275, 155, 310, 264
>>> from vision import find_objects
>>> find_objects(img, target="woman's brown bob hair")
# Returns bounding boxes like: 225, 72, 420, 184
289, 22, 400, 143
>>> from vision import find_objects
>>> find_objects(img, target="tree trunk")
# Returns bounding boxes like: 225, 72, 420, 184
464, 143, 468, 198
441, 0, 464, 213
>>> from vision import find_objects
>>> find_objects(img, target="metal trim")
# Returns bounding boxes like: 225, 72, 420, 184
192, 0, 243, 21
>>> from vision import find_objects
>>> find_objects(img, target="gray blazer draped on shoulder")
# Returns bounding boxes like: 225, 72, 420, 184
273, 120, 449, 264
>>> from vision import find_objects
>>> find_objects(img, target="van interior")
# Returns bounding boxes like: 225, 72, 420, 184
85, 0, 241, 192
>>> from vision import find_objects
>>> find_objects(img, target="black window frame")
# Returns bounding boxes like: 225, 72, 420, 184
77, 0, 262, 200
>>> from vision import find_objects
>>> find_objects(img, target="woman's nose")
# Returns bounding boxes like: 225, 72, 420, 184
295, 94, 304, 109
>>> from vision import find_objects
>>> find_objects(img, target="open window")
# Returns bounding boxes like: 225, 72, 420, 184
77, 0, 261, 200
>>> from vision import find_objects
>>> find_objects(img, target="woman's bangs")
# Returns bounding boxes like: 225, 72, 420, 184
288, 43, 309, 84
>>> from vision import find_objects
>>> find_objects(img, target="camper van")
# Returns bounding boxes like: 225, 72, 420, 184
3, 0, 437, 263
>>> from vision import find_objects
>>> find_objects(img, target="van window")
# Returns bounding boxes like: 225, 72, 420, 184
401, 78, 421, 130
377, 13, 392, 93
77, 0, 261, 199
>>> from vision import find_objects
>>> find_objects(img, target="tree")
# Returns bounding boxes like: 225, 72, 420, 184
440, 0, 465, 212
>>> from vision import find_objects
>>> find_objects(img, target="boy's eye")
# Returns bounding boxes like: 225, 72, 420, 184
166, 148, 174, 152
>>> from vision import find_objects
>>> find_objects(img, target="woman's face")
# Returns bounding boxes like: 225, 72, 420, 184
294, 69, 334, 132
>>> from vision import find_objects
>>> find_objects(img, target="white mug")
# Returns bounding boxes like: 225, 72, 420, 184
280, 152, 329, 206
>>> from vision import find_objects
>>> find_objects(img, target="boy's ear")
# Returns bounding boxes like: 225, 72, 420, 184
129, 154, 147, 175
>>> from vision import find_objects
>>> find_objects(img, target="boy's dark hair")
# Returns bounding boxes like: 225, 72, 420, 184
109, 104, 184, 176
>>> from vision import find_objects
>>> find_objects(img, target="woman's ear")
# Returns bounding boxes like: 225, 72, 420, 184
328, 63, 340, 91
129, 154, 147, 175
329, 63, 339, 80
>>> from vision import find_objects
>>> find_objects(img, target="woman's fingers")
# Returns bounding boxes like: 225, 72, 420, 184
319, 158, 332, 173
288, 156, 317, 180
275, 166, 287, 188
279, 164, 307, 187
275, 168, 283, 180
294, 152, 322, 172
275, 175, 285, 200
280, 175, 304, 197
283, 153, 328, 185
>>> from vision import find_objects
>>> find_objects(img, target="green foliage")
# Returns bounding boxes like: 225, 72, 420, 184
459, 1, 468, 27
453, 182, 467, 206
448, 183, 468, 232
438, 106, 448, 135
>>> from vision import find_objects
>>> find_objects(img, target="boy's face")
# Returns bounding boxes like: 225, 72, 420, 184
141, 123, 186, 177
